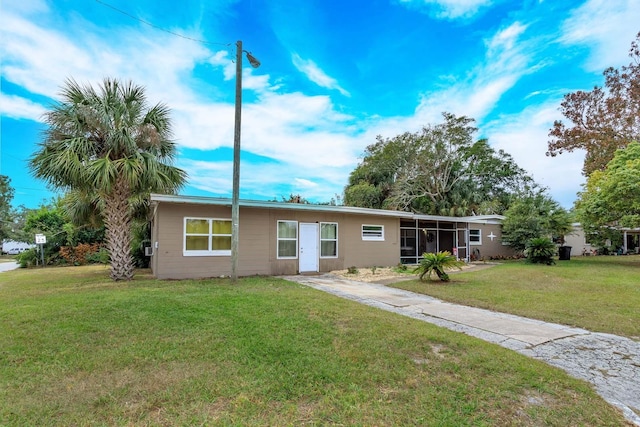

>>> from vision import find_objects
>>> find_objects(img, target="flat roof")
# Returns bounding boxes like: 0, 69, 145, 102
150, 193, 503, 224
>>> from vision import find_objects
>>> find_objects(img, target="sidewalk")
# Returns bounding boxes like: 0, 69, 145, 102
283, 273, 640, 426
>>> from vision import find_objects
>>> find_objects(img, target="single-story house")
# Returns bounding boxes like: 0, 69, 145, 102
564, 223, 640, 256
622, 229, 640, 254
563, 223, 597, 257
149, 194, 515, 280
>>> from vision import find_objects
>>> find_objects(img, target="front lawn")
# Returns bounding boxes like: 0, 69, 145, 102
393, 255, 640, 339
0, 265, 628, 426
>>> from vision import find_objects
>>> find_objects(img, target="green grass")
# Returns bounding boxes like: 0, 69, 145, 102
0, 266, 628, 426
394, 255, 640, 339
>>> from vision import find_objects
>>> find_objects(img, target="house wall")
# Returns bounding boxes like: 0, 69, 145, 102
469, 224, 517, 259
562, 224, 603, 256
340, 214, 400, 269
564, 227, 595, 256
151, 202, 401, 279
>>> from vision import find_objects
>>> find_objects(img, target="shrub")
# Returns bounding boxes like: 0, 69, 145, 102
347, 266, 358, 274
395, 263, 408, 272
86, 248, 110, 264
414, 251, 464, 282
16, 248, 38, 268
525, 237, 557, 265
59, 243, 101, 265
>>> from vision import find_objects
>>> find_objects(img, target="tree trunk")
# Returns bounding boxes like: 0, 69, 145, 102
103, 177, 134, 281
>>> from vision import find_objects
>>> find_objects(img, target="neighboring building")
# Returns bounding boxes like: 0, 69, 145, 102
563, 223, 597, 257
149, 194, 515, 280
1, 240, 35, 255
621, 227, 640, 254
565, 223, 640, 255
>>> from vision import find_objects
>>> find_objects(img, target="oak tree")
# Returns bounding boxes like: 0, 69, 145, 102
547, 32, 640, 176
344, 113, 534, 215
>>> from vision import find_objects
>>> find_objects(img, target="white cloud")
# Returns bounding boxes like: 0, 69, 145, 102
0, 94, 46, 122
405, 22, 532, 127
181, 158, 349, 202
561, 0, 640, 71
484, 102, 586, 208
293, 178, 319, 189
398, 0, 494, 19
291, 53, 351, 96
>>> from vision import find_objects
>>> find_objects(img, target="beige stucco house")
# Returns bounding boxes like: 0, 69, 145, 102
565, 223, 640, 256
149, 194, 515, 279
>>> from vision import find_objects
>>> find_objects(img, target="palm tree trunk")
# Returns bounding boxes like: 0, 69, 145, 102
103, 177, 134, 280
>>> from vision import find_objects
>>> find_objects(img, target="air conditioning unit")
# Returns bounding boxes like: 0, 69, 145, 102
144, 246, 154, 257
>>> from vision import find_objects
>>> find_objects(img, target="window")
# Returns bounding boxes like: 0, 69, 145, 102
184, 217, 232, 256
320, 223, 338, 257
469, 229, 481, 245
362, 224, 384, 241
469, 229, 481, 244
277, 220, 298, 258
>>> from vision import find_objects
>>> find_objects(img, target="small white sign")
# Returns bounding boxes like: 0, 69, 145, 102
35, 234, 47, 244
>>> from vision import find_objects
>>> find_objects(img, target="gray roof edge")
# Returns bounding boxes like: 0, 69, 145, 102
458, 214, 505, 224
149, 193, 414, 218
149, 194, 505, 223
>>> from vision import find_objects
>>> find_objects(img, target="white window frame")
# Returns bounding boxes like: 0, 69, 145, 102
469, 229, 482, 245
277, 220, 298, 259
320, 222, 338, 258
183, 217, 232, 256
362, 224, 384, 241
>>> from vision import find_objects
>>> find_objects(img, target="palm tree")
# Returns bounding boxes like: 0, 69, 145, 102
413, 251, 464, 282
30, 78, 187, 280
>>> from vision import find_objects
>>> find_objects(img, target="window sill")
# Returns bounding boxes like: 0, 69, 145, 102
183, 251, 231, 257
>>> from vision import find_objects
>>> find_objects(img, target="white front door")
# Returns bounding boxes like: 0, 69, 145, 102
299, 223, 319, 273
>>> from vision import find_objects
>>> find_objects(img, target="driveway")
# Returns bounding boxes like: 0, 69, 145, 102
283, 273, 640, 426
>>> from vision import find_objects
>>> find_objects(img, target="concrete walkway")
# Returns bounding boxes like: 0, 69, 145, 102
0, 261, 19, 273
283, 274, 640, 426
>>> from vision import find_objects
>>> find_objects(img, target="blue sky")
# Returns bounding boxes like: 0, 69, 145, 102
1, 0, 639, 210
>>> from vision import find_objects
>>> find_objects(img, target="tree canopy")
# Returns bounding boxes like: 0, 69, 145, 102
501, 191, 572, 252
0, 175, 15, 242
30, 78, 187, 280
575, 141, 640, 234
547, 32, 640, 176
344, 113, 535, 216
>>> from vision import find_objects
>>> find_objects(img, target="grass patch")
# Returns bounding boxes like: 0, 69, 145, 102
0, 265, 629, 425
393, 255, 640, 339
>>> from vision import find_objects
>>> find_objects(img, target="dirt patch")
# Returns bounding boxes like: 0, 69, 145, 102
329, 267, 415, 283
330, 263, 499, 283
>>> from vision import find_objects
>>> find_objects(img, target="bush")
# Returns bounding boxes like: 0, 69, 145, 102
59, 243, 102, 265
414, 251, 464, 282
16, 248, 38, 268
86, 247, 110, 264
525, 237, 556, 265
395, 263, 409, 272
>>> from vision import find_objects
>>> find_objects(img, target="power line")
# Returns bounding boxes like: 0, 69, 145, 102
95, 0, 231, 47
